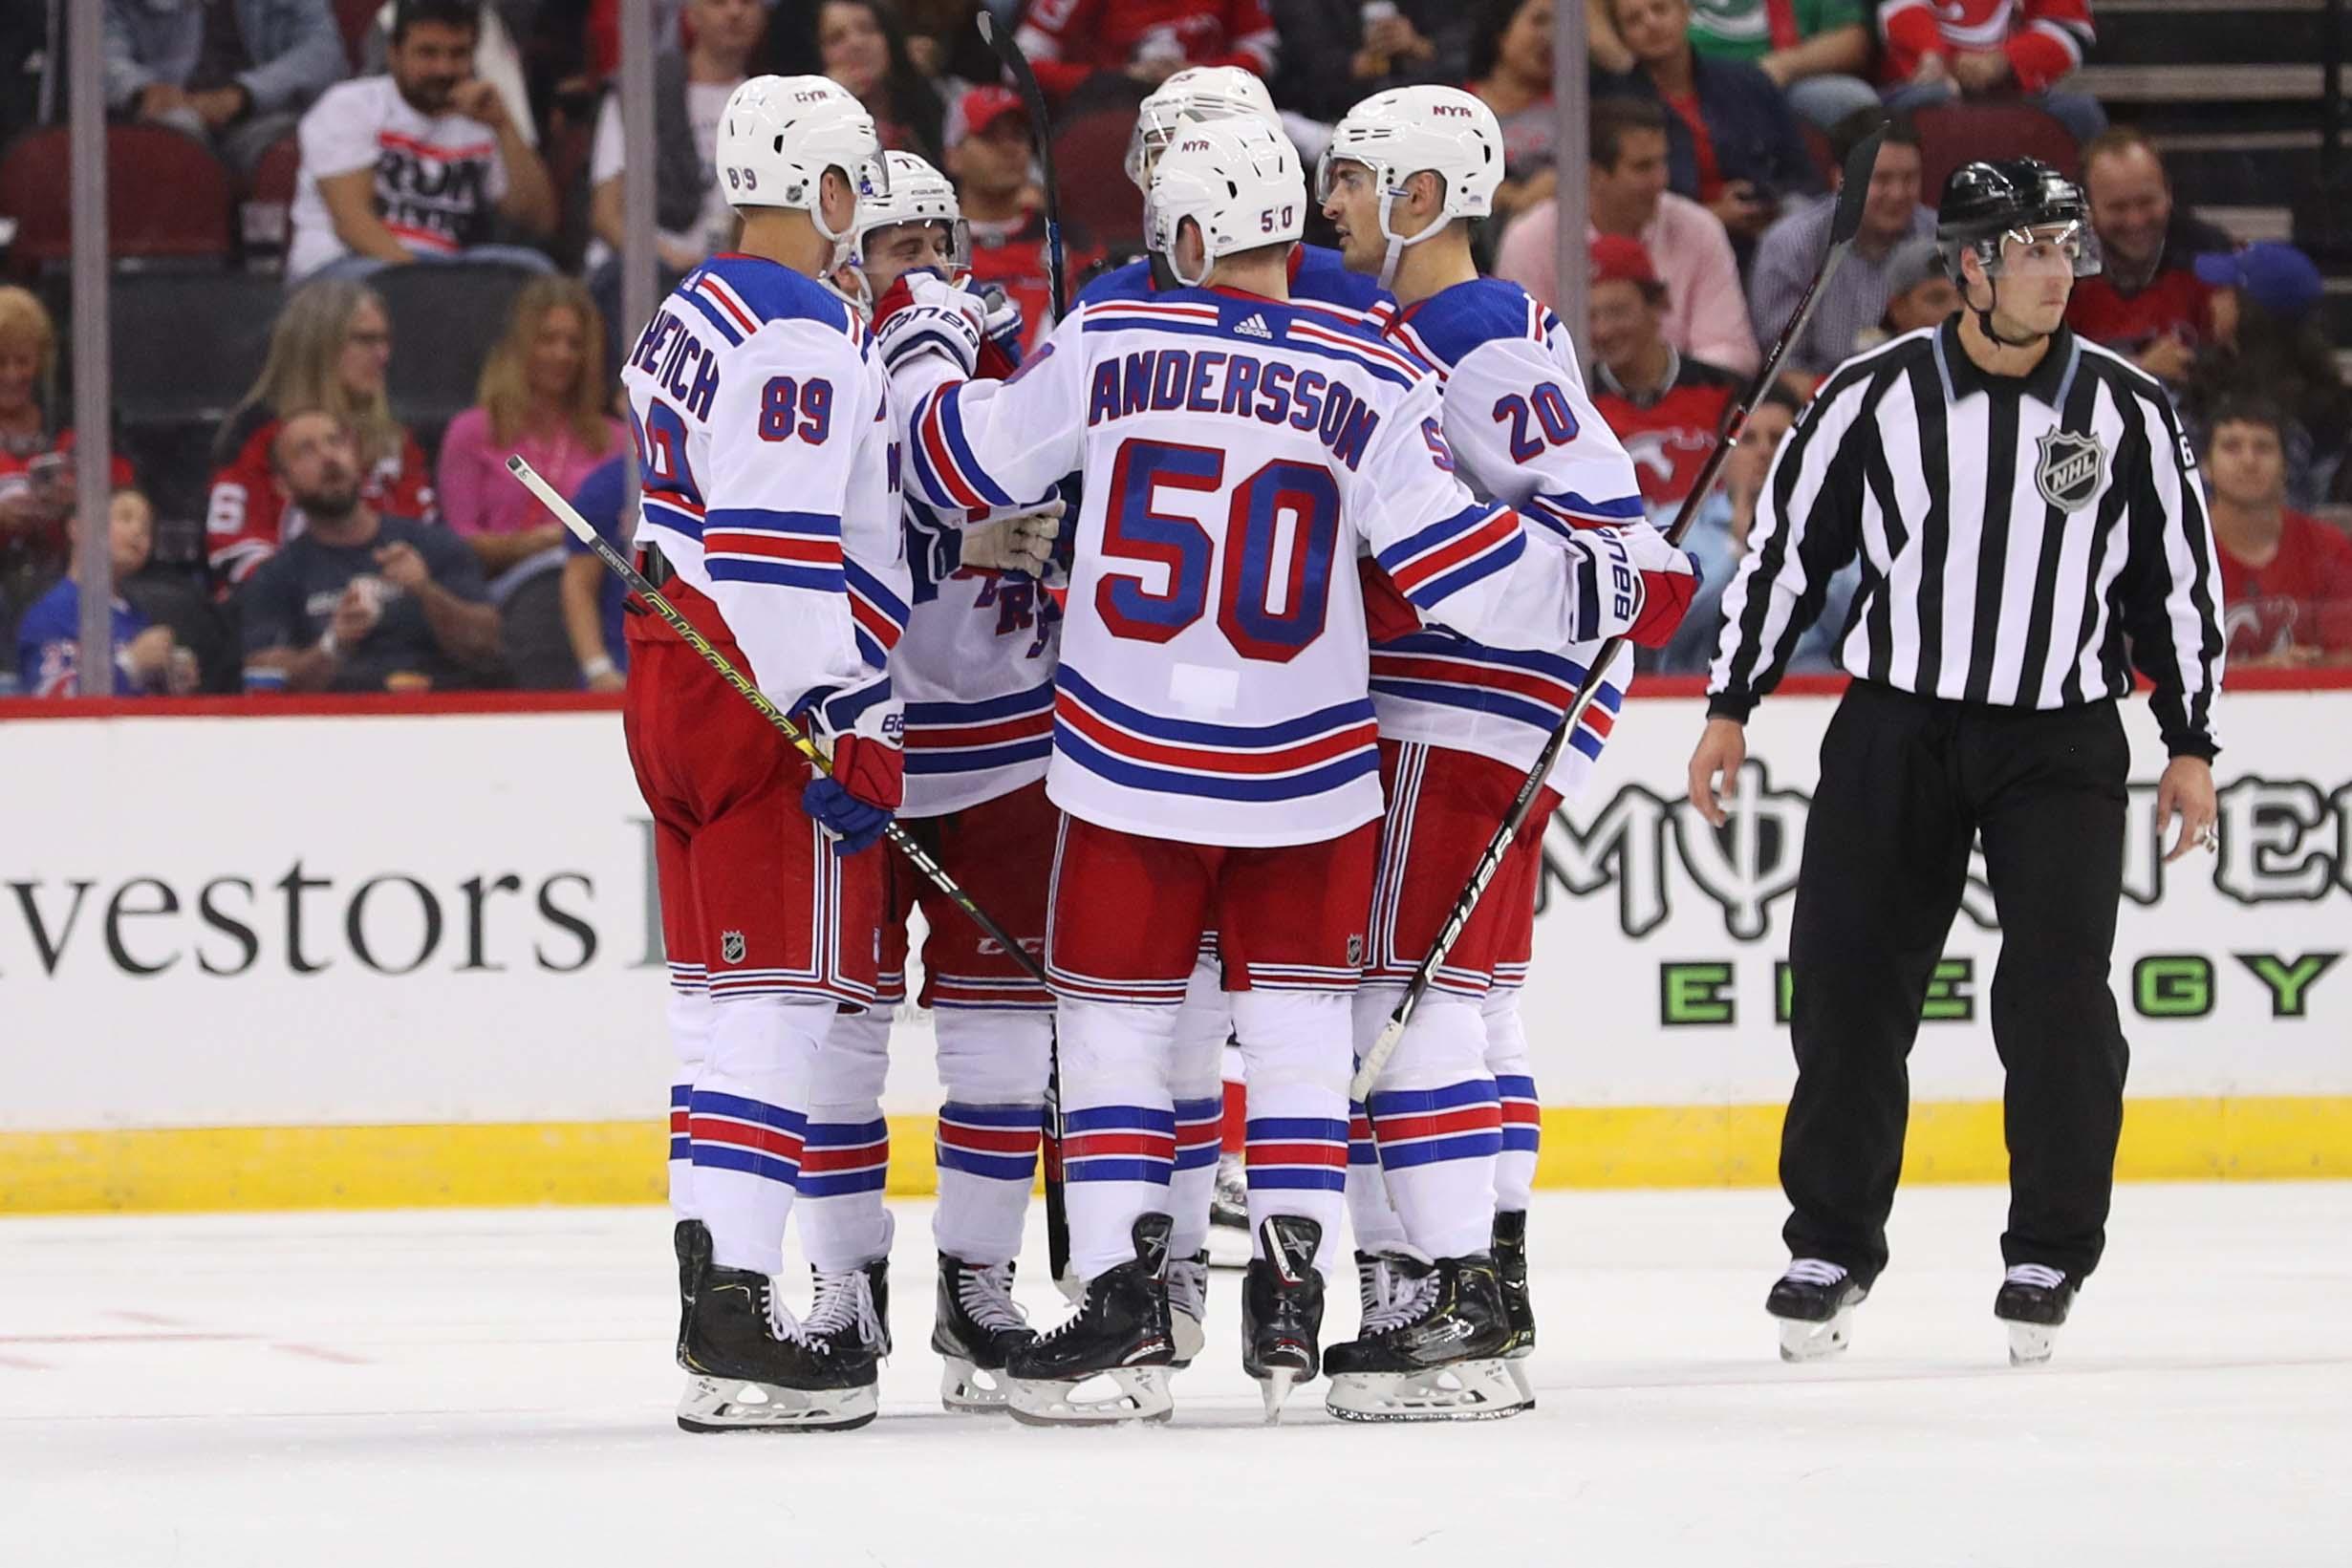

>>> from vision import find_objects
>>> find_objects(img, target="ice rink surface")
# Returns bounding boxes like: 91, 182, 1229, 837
2, 1183, 2345, 1568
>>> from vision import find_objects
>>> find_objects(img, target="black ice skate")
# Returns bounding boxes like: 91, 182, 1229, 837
1003, 1214, 1176, 1426
673, 1218, 707, 1369
931, 1254, 1037, 1412
1206, 1150, 1251, 1269
802, 1254, 891, 1380
1325, 1251, 1528, 1423
1493, 1209, 1537, 1404
676, 1233, 876, 1433
1994, 1264, 2077, 1366
1241, 1215, 1326, 1423
1767, 1257, 1868, 1363
1168, 1248, 1209, 1368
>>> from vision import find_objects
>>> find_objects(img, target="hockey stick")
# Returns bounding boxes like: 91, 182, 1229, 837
977, 11, 1066, 322
1349, 127, 1889, 1102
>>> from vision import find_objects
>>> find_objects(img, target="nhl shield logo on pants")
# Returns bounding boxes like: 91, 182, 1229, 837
2035, 429, 2106, 513
721, 930, 746, 965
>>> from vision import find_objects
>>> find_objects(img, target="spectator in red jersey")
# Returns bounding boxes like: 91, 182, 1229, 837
0, 288, 137, 626
1877, 0, 2104, 147
1013, 0, 1278, 108
1593, 0, 1820, 247
207, 279, 436, 591
2063, 129, 2233, 388
436, 277, 625, 583
949, 85, 1104, 352
2204, 398, 2352, 669
809, 0, 946, 164
1586, 235, 1743, 516
1497, 99, 1760, 376
1466, 0, 1562, 226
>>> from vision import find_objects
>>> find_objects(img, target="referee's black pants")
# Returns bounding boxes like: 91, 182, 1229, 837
1780, 679, 2131, 1288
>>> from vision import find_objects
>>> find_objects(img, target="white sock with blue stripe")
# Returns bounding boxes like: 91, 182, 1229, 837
666, 969, 711, 1216
691, 995, 834, 1274
1232, 989, 1352, 1277
797, 1007, 894, 1276
1057, 999, 1178, 1281
1166, 964, 1231, 1261
1356, 984, 1500, 1260
1482, 990, 1542, 1213
934, 1008, 1052, 1267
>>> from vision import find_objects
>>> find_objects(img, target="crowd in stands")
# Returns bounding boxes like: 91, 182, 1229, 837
1, 0, 2348, 698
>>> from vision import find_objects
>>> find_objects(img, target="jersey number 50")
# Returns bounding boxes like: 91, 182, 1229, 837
1095, 438, 1339, 663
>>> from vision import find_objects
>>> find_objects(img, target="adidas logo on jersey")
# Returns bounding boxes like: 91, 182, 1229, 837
1236, 313, 1275, 340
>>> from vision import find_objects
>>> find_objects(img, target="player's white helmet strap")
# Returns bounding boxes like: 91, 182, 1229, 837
1318, 85, 1504, 288
1148, 116, 1306, 289
715, 75, 889, 244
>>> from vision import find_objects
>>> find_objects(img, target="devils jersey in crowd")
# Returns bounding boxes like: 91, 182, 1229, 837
1875, 0, 2094, 90
1589, 349, 1740, 512
619, 256, 908, 741
901, 288, 1613, 847
1014, 0, 1277, 102
207, 407, 437, 587
1372, 278, 1651, 801
2217, 511, 2352, 660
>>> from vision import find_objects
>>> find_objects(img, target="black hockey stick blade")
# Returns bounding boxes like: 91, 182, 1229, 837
977, 11, 1067, 321
1826, 125, 1887, 247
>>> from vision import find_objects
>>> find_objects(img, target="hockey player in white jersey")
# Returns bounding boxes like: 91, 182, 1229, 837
619, 75, 911, 1434
789, 150, 1070, 1412
881, 116, 1693, 1424
1315, 86, 1696, 1421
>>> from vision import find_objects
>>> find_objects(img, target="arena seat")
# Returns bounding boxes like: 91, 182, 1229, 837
0, 124, 234, 273
1052, 107, 1146, 252
1911, 103, 2082, 204
371, 259, 539, 449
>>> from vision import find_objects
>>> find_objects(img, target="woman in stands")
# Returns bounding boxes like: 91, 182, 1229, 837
0, 286, 136, 634
434, 277, 624, 581
1465, 0, 1564, 227
789, 0, 945, 165
205, 279, 435, 591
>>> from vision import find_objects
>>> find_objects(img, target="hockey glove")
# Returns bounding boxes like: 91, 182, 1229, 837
960, 498, 1065, 577
872, 270, 1020, 380
803, 731, 902, 856
977, 286, 1026, 372
1565, 523, 1701, 647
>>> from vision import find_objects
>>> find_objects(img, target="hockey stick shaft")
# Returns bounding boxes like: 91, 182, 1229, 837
978, 12, 1066, 321
1348, 130, 1889, 1103
508, 455, 1048, 987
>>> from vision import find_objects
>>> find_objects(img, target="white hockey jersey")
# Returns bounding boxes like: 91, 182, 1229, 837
896, 493, 1062, 817
900, 287, 1629, 848
619, 255, 910, 745
1371, 279, 1651, 800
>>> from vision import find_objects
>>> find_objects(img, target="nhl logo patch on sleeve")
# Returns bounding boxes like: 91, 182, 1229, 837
2034, 429, 2106, 513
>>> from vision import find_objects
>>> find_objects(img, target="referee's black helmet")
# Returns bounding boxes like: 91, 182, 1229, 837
1936, 158, 2099, 282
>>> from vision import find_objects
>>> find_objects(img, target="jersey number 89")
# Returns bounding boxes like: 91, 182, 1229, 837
1095, 438, 1338, 663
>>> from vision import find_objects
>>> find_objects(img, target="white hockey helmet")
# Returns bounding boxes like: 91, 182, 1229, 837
713, 75, 888, 244
835, 150, 969, 311
1316, 86, 1504, 286
1126, 65, 1281, 191
1148, 115, 1305, 289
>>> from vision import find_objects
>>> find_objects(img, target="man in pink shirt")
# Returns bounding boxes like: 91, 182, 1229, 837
1496, 97, 1760, 376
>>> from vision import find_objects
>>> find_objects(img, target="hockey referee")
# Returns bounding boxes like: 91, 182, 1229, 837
1685, 160, 2226, 1366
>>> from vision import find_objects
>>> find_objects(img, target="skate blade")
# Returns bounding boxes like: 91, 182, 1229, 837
1775, 1304, 1858, 1363
676, 1375, 876, 1433
1004, 1366, 1174, 1427
1170, 1308, 1205, 1369
1325, 1361, 1531, 1424
2006, 1321, 2060, 1366
939, 1356, 1014, 1413
1503, 1354, 1536, 1407
1258, 1368, 1298, 1425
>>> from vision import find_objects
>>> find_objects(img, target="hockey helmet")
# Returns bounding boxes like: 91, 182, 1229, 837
1147, 115, 1306, 289
836, 150, 969, 311
1126, 66, 1282, 191
1936, 159, 2100, 280
713, 75, 888, 244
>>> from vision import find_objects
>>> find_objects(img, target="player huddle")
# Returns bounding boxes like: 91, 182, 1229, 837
618, 64, 1694, 1434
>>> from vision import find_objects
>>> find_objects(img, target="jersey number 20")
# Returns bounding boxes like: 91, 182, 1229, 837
1096, 438, 1338, 663
1493, 384, 1580, 462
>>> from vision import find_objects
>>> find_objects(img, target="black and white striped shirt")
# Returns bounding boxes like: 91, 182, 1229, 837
1708, 319, 2226, 757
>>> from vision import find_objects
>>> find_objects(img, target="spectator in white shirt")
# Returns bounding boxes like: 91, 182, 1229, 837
286, 0, 556, 284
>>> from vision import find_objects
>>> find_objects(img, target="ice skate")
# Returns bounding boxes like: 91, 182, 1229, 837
676, 1232, 877, 1433
1003, 1214, 1176, 1426
1206, 1150, 1252, 1269
1492, 1209, 1536, 1404
931, 1254, 1037, 1411
673, 1218, 706, 1368
1242, 1215, 1325, 1424
1325, 1250, 1528, 1423
802, 1254, 890, 1376
1168, 1249, 1209, 1368
1995, 1264, 2076, 1366
1768, 1258, 1867, 1363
